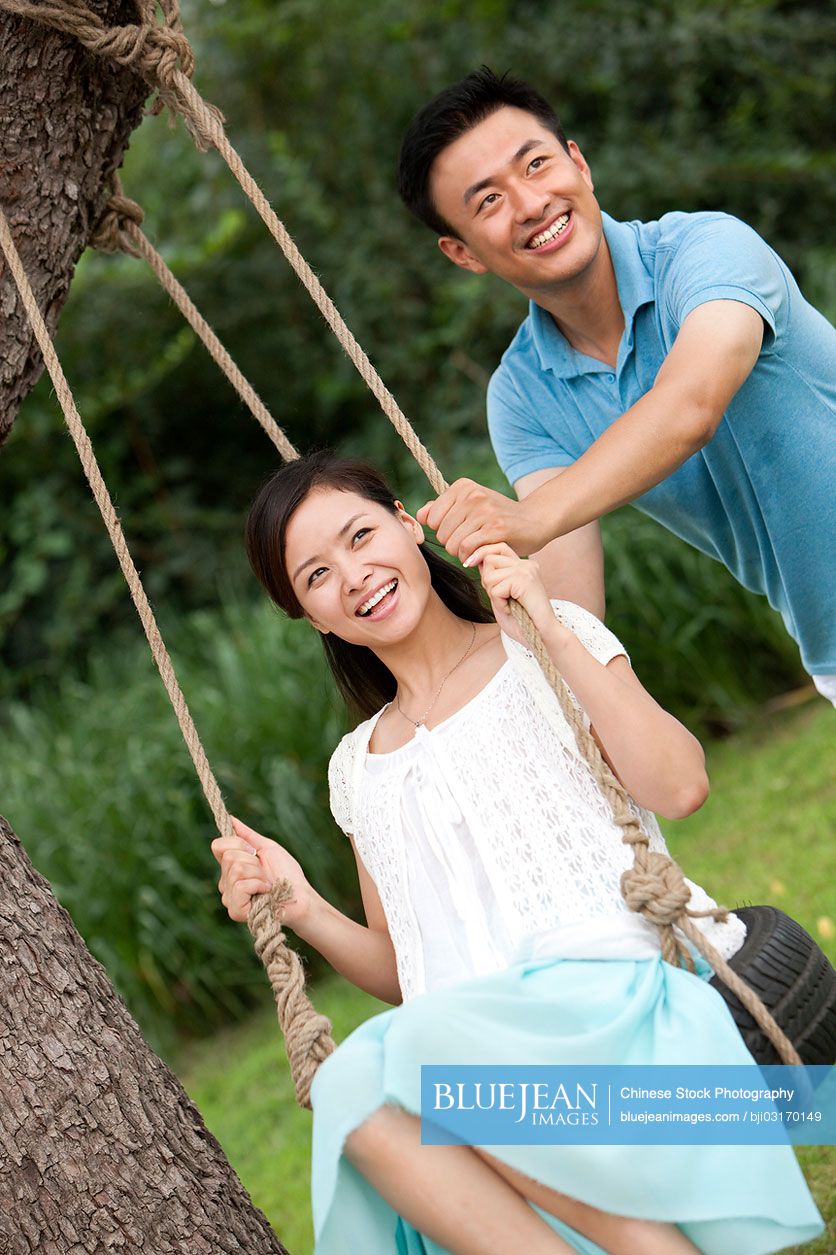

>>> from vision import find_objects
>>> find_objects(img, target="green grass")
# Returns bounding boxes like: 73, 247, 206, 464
174, 701, 835, 1255
658, 699, 836, 966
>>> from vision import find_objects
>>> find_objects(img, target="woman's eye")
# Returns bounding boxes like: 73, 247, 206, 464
307, 567, 327, 587
352, 527, 371, 543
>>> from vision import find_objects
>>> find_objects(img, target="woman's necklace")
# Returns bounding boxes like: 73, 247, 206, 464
395, 622, 478, 729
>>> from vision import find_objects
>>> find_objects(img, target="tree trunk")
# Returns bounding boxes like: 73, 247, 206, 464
0, 0, 147, 443
0, 816, 290, 1255
0, 11, 292, 1253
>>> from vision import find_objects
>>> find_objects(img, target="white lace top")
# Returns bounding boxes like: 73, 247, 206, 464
328, 602, 745, 1001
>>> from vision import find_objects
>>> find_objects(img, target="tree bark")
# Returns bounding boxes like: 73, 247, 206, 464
0, 0, 148, 443
0, 816, 290, 1255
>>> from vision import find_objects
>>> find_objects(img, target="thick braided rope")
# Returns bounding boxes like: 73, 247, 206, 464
91, 181, 299, 463
248, 883, 336, 1108
0, 205, 333, 1105
4, 0, 802, 1065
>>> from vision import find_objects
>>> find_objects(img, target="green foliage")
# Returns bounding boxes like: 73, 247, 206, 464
601, 510, 807, 733
2, 0, 833, 718
0, 598, 353, 1051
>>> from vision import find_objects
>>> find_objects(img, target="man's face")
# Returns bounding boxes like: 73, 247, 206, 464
429, 106, 604, 299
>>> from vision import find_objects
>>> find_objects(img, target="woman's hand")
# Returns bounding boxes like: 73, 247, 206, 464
468, 542, 565, 648
211, 816, 314, 929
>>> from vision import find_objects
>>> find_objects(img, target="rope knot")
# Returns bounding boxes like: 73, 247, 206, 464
90, 0, 196, 86
620, 851, 692, 927
90, 180, 145, 256
4, 0, 223, 150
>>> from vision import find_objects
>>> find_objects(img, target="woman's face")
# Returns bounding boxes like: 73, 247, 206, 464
284, 487, 432, 647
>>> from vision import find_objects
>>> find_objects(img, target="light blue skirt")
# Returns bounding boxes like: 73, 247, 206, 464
310, 949, 825, 1254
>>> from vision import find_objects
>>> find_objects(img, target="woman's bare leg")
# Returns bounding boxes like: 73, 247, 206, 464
345, 1105, 701, 1255
473, 1148, 701, 1255
344, 1104, 576, 1255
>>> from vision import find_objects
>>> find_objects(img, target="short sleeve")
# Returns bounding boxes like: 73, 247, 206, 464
487, 362, 574, 487
327, 732, 356, 835
500, 601, 631, 749
550, 600, 630, 667
660, 215, 790, 349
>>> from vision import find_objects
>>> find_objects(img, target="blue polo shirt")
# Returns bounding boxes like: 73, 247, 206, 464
487, 211, 836, 674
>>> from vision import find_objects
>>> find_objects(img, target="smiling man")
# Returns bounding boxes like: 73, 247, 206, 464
398, 68, 836, 702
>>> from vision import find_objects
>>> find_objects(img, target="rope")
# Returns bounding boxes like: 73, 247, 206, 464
510, 602, 801, 1063
0, 0, 443, 491
91, 180, 299, 463
0, 204, 330, 1105
248, 883, 336, 1109
1, 0, 802, 1067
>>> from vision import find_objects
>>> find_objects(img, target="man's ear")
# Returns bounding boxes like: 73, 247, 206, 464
566, 140, 594, 192
395, 500, 425, 544
437, 234, 488, 276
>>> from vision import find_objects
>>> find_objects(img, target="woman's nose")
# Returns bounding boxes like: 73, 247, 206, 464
344, 564, 373, 595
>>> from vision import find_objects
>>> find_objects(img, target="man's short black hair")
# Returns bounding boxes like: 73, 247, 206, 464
397, 66, 570, 237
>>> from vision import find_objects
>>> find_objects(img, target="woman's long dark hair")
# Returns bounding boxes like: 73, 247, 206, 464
245, 451, 495, 720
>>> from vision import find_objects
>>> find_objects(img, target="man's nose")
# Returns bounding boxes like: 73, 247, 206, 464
511, 181, 549, 224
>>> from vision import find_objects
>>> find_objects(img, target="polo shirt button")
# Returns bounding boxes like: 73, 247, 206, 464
607, 373, 615, 383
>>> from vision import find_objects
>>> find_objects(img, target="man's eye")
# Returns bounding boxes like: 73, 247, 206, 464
528, 156, 546, 172
307, 567, 327, 586
478, 192, 500, 212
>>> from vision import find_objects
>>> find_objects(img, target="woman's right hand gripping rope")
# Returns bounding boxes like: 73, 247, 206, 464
211, 816, 314, 929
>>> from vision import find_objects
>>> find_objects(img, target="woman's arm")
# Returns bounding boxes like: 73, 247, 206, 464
472, 546, 709, 820
212, 817, 402, 1005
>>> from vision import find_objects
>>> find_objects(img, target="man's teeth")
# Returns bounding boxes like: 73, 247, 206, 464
528, 213, 570, 249
358, 580, 397, 616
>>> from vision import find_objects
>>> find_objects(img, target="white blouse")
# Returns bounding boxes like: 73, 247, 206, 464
328, 602, 745, 1001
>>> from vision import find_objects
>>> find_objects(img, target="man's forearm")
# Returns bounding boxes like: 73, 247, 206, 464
527, 380, 716, 542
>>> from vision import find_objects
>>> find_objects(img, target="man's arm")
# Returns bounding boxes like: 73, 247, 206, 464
418, 300, 765, 560
515, 467, 605, 619
524, 300, 765, 538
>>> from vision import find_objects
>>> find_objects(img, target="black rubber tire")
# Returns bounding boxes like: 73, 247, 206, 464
708, 905, 836, 1065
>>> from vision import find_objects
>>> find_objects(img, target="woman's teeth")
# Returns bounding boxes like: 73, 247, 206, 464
528, 213, 570, 249
358, 580, 397, 616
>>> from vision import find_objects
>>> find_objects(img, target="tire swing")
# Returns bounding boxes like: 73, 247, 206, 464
2, 0, 833, 1110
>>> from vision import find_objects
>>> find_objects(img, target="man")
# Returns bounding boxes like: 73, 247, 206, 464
397, 68, 836, 702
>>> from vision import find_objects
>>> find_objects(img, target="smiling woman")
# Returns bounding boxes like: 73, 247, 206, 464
212, 449, 825, 1255
244, 453, 494, 718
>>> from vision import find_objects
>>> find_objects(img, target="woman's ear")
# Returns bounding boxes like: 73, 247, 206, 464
305, 615, 330, 636
395, 500, 425, 545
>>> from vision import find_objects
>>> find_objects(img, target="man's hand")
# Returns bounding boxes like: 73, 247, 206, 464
416, 478, 547, 564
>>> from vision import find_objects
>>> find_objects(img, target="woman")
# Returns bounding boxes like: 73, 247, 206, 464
213, 452, 823, 1254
